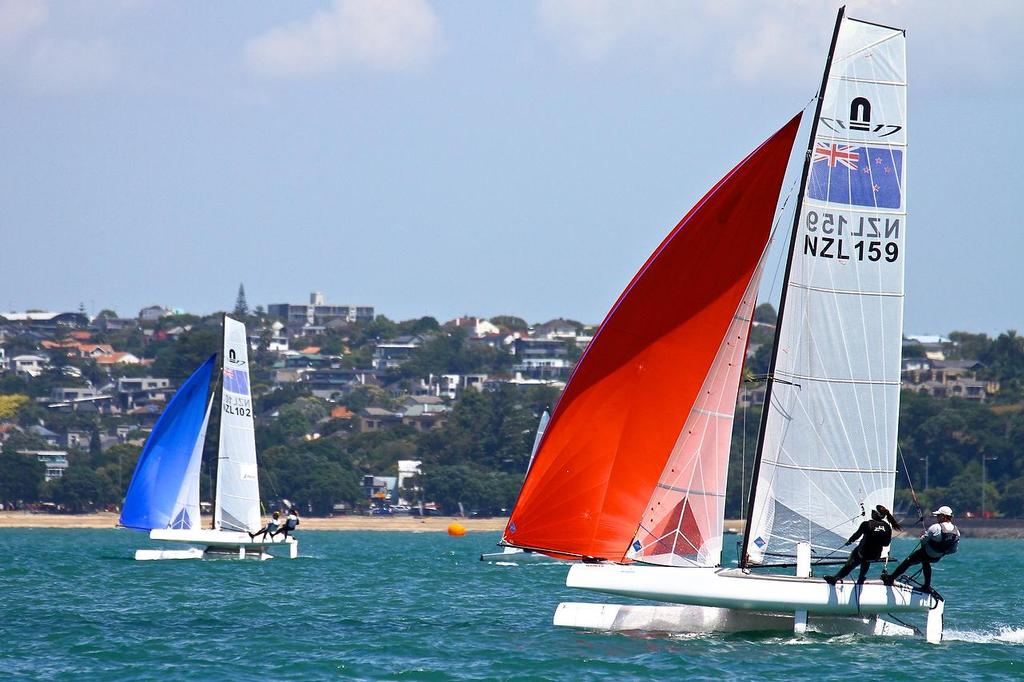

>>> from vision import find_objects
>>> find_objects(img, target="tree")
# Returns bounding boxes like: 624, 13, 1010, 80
414, 464, 523, 515
0, 394, 29, 420
0, 452, 44, 504
1000, 477, 1024, 517
234, 283, 249, 317
490, 315, 528, 331
153, 327, 219, 380
49, 465, 116, 512
753, 303, 777, 325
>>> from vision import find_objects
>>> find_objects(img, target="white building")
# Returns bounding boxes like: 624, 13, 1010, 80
19, 450, 69, 481
12, 354, 48, 377
396, 460, 422, 506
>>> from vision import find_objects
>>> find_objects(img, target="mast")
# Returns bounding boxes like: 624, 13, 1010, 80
213, 313, 226, 530
739, 6, 845, 569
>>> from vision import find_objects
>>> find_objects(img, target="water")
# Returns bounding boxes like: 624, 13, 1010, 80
1, 531, 1020, 680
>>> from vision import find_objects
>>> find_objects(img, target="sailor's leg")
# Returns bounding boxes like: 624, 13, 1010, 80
833, 553, 857, 580
888, 550, 918, 579
855, 560, 870, 583
921, 559, 933, 589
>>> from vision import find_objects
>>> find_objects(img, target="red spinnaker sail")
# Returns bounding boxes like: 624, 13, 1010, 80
504, 114, 801, 561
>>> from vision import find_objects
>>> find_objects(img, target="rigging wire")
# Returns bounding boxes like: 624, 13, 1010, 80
897, 443, 928, 530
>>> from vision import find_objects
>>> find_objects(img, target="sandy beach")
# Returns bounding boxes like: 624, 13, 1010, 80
0, 513, 749, 534
0, 512, 509, 532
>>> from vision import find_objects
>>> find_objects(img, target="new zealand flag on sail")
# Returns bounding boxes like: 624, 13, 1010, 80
807, 142, 903, 209
223, 367, 250, 396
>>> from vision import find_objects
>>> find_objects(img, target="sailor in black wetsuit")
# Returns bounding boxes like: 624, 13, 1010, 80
824, 505, 901, 585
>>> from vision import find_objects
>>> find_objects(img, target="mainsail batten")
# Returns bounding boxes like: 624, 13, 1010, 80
744, 13, 908, 566
504, 115, 802, 561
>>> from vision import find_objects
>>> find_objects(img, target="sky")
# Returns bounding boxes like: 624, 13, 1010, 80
1, 0, 1021, 335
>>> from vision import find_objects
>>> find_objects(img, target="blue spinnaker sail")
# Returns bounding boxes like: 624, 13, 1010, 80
119, 355, 216, 531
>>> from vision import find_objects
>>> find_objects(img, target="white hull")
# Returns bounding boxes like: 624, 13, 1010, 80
565, 563, 944, 643
480, 547, 560, 564
554, 602, 916, 638
137, 528, 298, 560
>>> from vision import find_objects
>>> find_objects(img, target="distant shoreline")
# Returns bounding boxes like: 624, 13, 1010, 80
0, 512, 508, 532
2, 513, 1021, 538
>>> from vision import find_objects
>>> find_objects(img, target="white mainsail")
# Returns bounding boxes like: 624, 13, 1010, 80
214, 316, 262, 532
745, 16, 907, 566
526, 410, 549, 473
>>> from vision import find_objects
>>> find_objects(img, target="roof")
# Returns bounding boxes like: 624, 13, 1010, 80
932, 359, 983, 370
0, 312, 60, 321
361, 407, 400, 418
403, 395, 444, 405
95, 352, 140, 365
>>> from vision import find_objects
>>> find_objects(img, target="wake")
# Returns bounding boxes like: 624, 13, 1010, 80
944, 627, 1024, 645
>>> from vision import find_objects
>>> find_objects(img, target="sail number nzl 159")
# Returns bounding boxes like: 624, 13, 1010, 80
803, 209, 899, 263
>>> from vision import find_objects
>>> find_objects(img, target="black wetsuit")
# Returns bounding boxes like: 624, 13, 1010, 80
272, 515, 298, 539
832, 518, 892, 582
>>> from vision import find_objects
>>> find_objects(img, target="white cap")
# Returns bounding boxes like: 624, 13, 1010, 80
932, 505, 953, 517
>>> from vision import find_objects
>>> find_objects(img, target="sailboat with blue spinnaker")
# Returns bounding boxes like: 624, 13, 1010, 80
119, 316, 297, 560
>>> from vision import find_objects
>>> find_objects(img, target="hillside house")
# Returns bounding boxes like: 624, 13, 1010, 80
901, 358, 998, 402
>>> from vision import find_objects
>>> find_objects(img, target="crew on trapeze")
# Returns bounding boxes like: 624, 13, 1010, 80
823, 504, 901, 585
882, 505, 960, 592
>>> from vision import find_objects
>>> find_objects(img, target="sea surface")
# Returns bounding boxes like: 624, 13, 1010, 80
1, 530, 1020, 680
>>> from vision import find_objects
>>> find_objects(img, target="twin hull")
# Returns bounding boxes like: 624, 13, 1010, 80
143, 528, 297, 560
566, 563, 938, 615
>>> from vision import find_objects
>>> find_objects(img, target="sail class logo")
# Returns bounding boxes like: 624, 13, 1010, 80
807, 142, 903, 209
223, 367, 250, 396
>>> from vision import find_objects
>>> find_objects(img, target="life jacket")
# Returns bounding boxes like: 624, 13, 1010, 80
927, 530, 959, 556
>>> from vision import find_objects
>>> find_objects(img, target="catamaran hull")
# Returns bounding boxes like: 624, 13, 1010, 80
565, 564, 944, 642
553, 602, 916, 638
480, 548, 560, 564
137, 528, 298, 560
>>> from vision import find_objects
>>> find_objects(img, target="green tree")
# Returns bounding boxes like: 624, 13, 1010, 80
753, 303, 777, 325
49, 465, 116, 512
1000, 477, 1024, 517
234, 283, 249, 317
153, 327, 220, 380
490, 315, 528, 331
0, 452, 45, 503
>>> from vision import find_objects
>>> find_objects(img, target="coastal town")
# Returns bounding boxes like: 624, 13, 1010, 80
1, 287, 1021, 524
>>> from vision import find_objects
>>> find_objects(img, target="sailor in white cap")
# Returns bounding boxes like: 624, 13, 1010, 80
882, 505, 960, 592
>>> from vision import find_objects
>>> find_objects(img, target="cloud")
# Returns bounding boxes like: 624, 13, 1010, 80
536, 0, 697, 62
0, 0, 47, 46
26, 36, 115, 94
535, 0, 1024, 90
245, 0, 442, 78
0, 0, 122, 95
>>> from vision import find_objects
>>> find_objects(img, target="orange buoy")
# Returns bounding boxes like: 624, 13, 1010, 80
447, 522, 466, 536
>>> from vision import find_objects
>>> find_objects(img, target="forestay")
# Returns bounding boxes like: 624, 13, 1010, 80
745, 15, 907, 566
214, 316, 262, 532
